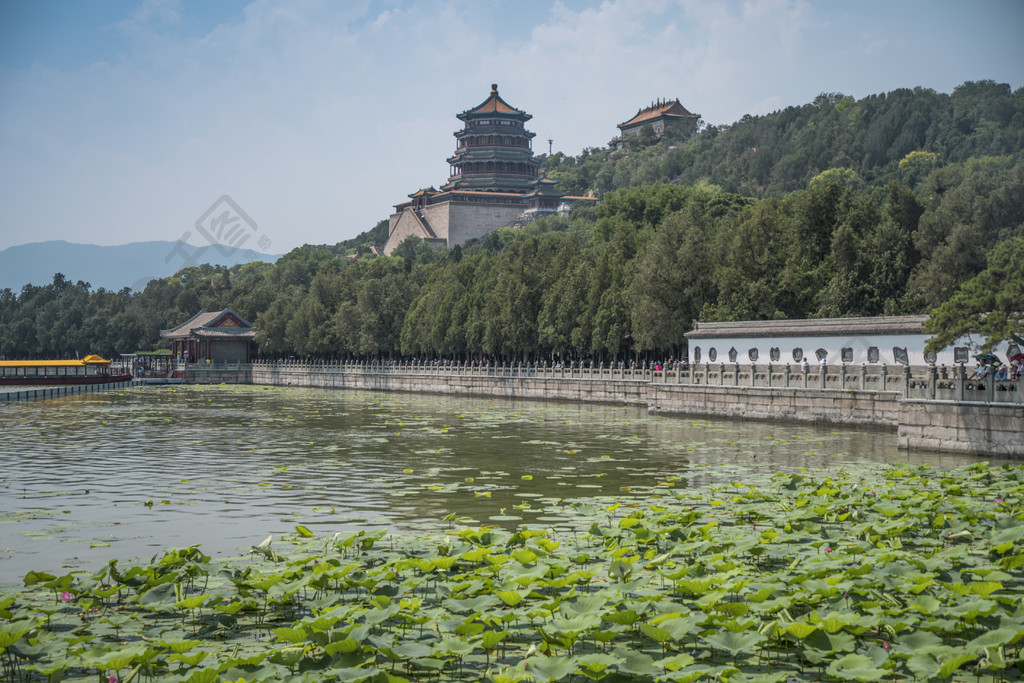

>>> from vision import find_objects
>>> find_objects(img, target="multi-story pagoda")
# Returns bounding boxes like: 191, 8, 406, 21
383, 85, 595, 255
444, 84, 540, 193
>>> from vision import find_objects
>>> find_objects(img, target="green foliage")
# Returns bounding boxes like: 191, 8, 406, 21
555, 80, 1024, 199
924, 236, 1024, 351
2, 82, 1023, 360
5, 462, 1024, 681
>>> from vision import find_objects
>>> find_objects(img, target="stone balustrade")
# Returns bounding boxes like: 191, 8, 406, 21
216, 358, 1024, 404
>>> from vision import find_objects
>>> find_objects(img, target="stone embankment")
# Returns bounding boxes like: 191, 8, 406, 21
183, 360, 1023, 458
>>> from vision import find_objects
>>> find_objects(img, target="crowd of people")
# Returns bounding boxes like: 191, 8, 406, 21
969, 354, 1022, 382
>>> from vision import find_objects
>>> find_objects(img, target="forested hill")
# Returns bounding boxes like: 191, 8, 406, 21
542, 80, 1023, 198
1, 81, 1022, 360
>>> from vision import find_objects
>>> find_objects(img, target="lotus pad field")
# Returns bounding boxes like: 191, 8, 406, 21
3, 462, 1023, 682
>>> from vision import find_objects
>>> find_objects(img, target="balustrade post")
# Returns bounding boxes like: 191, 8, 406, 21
880, 364, 888, 394
749, 363, 756, 387
985, 372, 995, 403
859, 364, 867, 391
840, 364, 847, 390
928, 364, 937, 400
956, 364, 966, 401
902, 364, 912, 398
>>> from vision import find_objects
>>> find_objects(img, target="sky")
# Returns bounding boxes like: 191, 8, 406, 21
1, 0, 1022, 255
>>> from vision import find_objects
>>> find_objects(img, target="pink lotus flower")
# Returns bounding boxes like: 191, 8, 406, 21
824, 547, 833, 553
882, 640, 890, 651
109, 676, 118, 683
59, 591, 74, 603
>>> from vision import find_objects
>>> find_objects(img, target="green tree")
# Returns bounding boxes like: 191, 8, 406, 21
629, 205, 713, 352
924, 236, 1024, 351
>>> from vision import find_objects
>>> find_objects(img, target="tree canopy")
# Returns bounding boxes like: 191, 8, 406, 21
924, 237, 1024, 352
2, 82, 1022, 361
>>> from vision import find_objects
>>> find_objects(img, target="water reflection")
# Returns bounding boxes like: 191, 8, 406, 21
0, 384, 997, 584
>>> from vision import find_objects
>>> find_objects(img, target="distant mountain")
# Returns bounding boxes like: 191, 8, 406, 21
0, 240, 282, 293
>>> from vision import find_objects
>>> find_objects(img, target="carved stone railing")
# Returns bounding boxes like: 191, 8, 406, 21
243, 359, 1023, 404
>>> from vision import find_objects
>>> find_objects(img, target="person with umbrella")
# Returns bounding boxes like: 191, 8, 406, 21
970, 352, 999, 381
966, 356, 991, 382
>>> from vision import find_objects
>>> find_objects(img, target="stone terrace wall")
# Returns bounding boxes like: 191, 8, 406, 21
898, 400, 1024, 457
186, 366, 251, 384
648, 385, 902, 428
249, 365, 650, 406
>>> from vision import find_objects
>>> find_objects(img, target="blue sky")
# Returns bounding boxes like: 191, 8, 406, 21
1, 0, 1022, 255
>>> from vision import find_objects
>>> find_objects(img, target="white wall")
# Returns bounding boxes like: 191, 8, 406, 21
688, 332, 1019, 367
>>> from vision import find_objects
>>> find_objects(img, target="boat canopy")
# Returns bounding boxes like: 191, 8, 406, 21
0, 356, 111, 367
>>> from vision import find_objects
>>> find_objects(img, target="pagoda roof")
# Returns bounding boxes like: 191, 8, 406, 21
447, 151, 538, 164
523, 175, 560, 198
459, 84, 531, 120
160, 308, 255, 340
618, 98, 700, 130
446, 189, 526, 198
396, 188, 531, 210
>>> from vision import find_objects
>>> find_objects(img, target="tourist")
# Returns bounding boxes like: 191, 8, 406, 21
970, 360, 989, 380
801, 357, 809, 373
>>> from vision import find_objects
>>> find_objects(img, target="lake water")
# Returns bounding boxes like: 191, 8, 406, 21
0, 384, 988, 585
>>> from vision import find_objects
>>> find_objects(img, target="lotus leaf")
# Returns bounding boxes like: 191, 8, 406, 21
825, 652, 890, 681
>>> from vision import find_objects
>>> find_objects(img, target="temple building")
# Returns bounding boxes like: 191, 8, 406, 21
160, 308, 256, 364
384, 84, 596, 255
611, 98, 701, 147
